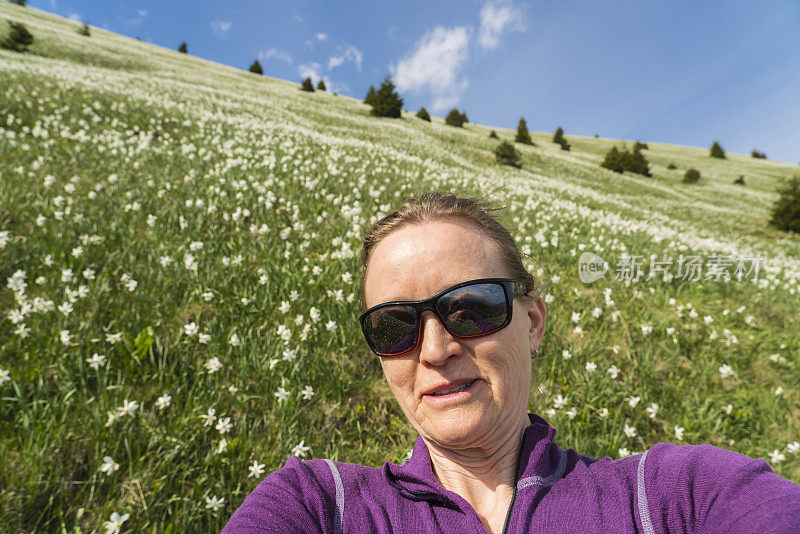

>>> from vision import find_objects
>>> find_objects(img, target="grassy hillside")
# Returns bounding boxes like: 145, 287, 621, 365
1, 3, 799, 532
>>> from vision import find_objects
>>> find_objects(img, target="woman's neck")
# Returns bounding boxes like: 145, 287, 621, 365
424, 413, 530, 530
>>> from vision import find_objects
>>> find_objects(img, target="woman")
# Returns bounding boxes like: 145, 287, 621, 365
224, 192, 800, 533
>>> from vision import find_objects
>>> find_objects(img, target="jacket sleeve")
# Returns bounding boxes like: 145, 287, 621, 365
643, 443, 800, 534
699, 450, 800, 534
221, 456, 336, 534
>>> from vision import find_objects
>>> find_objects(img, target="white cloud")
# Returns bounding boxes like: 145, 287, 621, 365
259, 47, 293, 65
68, 13, 82, 23
328, 45, 363, 71
294, 15, 304, 23
316, 33, 328, 41
124, 9, 148, 26
211, 20, 232, 39
478, 0, 527, 50
391, 26, 471, 112
324, 78, 350, 95
298, 62, 322, 82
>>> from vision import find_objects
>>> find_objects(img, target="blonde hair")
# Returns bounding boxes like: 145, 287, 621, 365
358, 191, 547, 311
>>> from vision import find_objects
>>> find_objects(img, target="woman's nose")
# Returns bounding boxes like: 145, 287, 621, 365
417, 310, 461, 365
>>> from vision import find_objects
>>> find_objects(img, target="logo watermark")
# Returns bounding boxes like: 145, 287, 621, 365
578, 252, 764, 284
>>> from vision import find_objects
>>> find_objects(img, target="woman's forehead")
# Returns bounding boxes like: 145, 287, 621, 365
364, 221, 505, 304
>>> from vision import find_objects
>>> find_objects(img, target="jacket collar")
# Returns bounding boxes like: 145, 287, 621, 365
384, 413, 563, 498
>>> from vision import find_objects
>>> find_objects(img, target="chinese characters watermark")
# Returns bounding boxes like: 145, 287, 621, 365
579, 252, 764, 284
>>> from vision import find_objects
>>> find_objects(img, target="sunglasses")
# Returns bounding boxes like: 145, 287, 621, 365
359, 278, 527, 357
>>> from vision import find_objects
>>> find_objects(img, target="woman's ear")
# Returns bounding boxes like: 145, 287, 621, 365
526, 294, 546, 354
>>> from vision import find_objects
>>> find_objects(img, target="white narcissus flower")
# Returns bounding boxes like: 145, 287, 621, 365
598, 408, 609, 418
626, 396, 641, 408
86, 353, 106, 370
553, 394, 567, 409
229, 333, 241, 347
199, 407, 216, 426
585, 361, 597, 373
645, 403, 659, 419
719, 364, 734, 379
291, 440, 310, 458
618, 447, 631, 458
117, 399, 138, 417
248, 460, 266, 478
204, 357, 222, 374
205, 495, 224, 511
103, 512, 130, 534
0, 368, 10, 385
156, 393, 171, 409
787, 442, 799, 454
300, 385, 314, 400
325, 320, 337, 332
624, 423, 637, 438
198, 333, 211, 344
768, 450, 785, 464
106, 332, 123, 344
184, 322, 198, 336
60, 330, 71, 345
607, 365, 620, 379
100, 456, 119, 475
674, 425, 685, 440
274, 387, 289, 403
216, 417, 232, 434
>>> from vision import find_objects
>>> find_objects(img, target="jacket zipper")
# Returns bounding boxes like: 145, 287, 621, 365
500, 484, 518, 534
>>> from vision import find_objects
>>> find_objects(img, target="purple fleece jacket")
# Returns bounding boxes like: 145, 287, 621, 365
222, 413, 800, 533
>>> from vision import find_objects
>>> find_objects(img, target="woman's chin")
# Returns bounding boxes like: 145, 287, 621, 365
420, 406, 489, 447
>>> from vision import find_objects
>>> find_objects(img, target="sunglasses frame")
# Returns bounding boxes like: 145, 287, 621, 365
359, 277, 527, 357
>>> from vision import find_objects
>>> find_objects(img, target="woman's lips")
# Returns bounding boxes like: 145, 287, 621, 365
422, 379, 480, 405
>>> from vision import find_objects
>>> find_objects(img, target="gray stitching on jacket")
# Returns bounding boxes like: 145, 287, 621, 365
637, 449, 655, 534
516, 448, 567, 490
324, 459, 344, 534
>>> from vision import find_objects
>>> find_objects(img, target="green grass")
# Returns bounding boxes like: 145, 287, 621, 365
1, 3, 799, 532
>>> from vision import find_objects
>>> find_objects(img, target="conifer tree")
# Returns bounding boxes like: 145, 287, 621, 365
710, 141, 726, 159
751, 149, 766, 159
515, 117, 533, 145
416, 107, 431, 122
78, 23, 91, 36
178, 42, 188, 53
445, 108, 464, 127
1, 21, 33, 52
734, 175, 745, 185
553, 126, 570, 151
369, 75, 403, 118
683, 168, 701, 183
495, 141, 522, 168
317, 79, 326, 91
460, 111, 468, 124
769, 175, 800, 234
600, 145, 650, 176
364, 85, 377, 106
249, 60, 263, 75
301, 77, 315, 92
11, 0, 28, 5
489, 130, 498, 139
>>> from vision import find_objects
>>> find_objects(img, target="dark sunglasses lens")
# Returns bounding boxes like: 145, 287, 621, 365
364, 305, 418, 355
437, 283, 508, 336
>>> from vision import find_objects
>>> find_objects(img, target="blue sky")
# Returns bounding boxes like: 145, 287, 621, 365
30, 0, 800, 164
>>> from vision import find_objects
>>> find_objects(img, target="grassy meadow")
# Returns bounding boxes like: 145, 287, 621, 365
1, 3, 799, 532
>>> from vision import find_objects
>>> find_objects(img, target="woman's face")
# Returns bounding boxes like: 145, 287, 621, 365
363, 219, 547, 449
